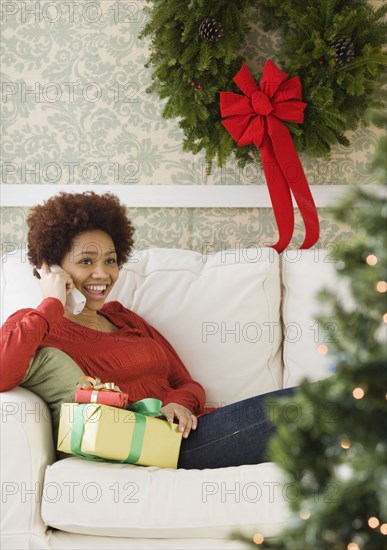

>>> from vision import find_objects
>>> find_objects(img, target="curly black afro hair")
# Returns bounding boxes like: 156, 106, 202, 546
27, 191, 136, 275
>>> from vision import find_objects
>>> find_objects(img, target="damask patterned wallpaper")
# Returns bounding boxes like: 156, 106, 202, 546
0, 1, 382, 254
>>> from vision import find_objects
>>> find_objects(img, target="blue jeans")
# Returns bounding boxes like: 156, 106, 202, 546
178, 386, 296, 469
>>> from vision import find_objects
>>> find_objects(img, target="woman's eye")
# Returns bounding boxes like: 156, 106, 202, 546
79, 257, 117, 265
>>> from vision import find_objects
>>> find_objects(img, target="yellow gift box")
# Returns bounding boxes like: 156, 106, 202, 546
57, 402, 183, 469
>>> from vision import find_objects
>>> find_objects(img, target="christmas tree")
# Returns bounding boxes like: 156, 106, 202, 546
233, 110, 387, 549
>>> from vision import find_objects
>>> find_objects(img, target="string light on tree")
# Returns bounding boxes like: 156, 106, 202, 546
352, 387, 365, 399
252, 533, 264, 545
317, 344, 329, 355
375, 281, 387, 293
366, 254, 378, 266
334, 464, 353, 482
300, 509, 311, 520
368, 516, 380, 528
340, 438, 351, 450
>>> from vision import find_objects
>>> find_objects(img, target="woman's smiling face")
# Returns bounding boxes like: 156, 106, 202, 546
60, 229, 119, 311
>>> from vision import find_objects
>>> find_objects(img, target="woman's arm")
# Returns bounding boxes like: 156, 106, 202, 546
0, 298, 64, 391
1, 261, 78, 391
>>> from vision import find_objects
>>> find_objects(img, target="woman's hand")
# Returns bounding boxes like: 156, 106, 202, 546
160, 402, 198, 438
38, 262, 75, 307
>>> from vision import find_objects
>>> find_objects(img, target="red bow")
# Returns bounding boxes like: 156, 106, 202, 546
220, 60, 319, 253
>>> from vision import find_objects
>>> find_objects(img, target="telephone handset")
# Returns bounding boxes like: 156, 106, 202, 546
36, 264, 86, 315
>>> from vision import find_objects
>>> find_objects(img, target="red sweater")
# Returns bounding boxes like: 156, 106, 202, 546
0, 298, 208, 416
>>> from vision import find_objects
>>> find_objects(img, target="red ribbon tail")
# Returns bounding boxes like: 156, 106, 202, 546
261, 135, 294, 254
267, 117, 320, 250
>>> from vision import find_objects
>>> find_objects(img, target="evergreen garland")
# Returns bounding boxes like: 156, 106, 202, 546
140, 0, 387, 169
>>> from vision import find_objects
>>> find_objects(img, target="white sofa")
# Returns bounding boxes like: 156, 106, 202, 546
1, 246, 339, 550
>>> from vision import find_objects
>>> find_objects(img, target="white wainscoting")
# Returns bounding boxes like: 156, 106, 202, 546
1, 184, 385, 208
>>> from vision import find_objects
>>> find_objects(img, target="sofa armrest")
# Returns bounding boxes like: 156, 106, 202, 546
0, 386, 56, 541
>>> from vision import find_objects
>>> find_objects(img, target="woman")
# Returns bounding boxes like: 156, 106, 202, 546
0, 191, 294, 468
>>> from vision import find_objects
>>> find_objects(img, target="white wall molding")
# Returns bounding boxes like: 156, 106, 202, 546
1, 184, 385, 208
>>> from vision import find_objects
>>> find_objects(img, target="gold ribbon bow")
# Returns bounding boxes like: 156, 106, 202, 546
77, 376, 122, 403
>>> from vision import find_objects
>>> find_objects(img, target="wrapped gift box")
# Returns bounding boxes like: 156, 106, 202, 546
74, 376, 129, 409
57, 403, 182, 469
74, 387, 128, 408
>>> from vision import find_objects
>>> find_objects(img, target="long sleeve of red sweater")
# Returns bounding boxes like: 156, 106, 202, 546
0, 298, 65, 391
0, 299, 207, 416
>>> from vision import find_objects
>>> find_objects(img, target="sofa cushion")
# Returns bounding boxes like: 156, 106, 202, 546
41, 458, 291, 539
107, 247, 283, 405
281, 248, 350, 387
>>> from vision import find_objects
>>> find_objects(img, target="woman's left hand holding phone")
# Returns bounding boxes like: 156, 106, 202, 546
38, 262, 75, 308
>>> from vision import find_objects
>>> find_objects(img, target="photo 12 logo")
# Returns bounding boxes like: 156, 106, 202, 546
1, 480, 140, 504
1, 81, 140, 104
1, 2, 141, 24
1, 161, 141, 184
201, 480, 340, 504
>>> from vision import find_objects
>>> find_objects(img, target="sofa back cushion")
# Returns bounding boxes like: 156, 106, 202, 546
280, 248, 344, 387
1, 247, 283, 406
1, 250, 40, 323
108, 247, 283, 406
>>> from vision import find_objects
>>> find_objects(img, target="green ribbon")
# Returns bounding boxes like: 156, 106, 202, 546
70, 398, 165, 464
70, 405, 105, 462
128, 397, 164, 417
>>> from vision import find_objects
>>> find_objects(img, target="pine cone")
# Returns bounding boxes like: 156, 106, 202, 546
331, 36, 355, 66
198, 18, 224, 44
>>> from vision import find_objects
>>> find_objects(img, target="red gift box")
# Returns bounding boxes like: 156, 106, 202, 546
74, 376, 129, 409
